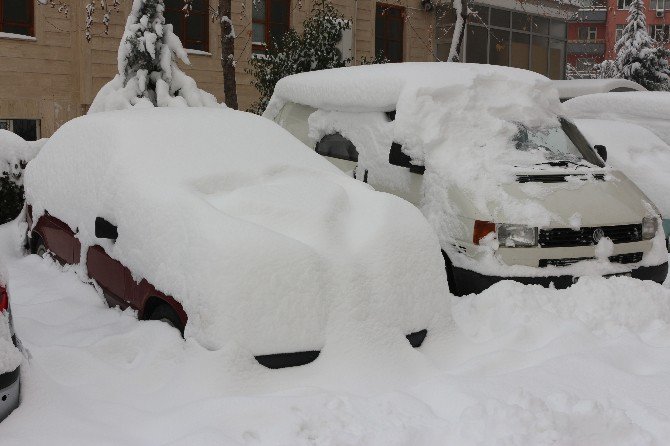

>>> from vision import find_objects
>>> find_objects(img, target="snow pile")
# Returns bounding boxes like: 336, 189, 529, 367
24, 108, 448, 355
89, 0, 220, 113
564, 92, 670, 144
575, 119, 670, 217
0, 131, 43, 184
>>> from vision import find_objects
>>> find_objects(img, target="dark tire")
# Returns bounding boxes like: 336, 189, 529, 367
148, 304, 184, 334
34, 236, 48, 258
442, 250, 460, 296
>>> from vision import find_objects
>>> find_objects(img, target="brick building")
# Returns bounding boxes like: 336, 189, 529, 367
0, 0, 575, 139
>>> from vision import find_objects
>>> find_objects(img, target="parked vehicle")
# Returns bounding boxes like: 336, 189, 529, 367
265, 63, 668, 295
552, 79, 646, 102
24, 108, 449, 368
564, 91, 670, 145
0, 262, 21, 422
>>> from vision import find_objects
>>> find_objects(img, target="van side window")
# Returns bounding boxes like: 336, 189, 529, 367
389, 142, 425, 174
315, 133, 359, 162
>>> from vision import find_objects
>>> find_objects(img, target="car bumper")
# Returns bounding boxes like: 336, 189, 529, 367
0, 366, 20, 422
451, 262, 669, 296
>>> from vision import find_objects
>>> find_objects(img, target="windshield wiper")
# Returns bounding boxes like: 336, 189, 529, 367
534, 160, 591, 169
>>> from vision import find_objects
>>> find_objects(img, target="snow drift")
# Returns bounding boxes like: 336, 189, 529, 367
23, 108, 448, 355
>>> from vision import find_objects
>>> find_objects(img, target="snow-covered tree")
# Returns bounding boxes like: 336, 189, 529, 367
612, 0, 670, 90
89, 0, 220, 113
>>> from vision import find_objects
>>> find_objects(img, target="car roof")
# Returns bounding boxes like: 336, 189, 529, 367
552, 79, 646, 100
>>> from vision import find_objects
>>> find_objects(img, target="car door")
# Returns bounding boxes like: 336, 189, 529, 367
87, 245, 132, 309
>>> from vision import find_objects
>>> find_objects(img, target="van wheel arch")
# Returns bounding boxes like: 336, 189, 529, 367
142, 297, 185, 335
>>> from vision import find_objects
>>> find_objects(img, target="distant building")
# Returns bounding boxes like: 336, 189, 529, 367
568, 0, 670, 78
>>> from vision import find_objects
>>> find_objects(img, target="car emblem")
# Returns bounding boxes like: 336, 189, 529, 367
593, 228, 605, 243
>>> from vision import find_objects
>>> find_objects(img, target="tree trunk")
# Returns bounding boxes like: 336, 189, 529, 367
450, 0, 468, 62
219, 0, 239, 109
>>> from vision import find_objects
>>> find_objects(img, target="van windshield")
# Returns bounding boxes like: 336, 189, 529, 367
512, 118, 603, 167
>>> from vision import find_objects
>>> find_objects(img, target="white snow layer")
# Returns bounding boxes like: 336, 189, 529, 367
552, 79, 646, 99
575, 119, 670, 217
0, 130, 43, 183
564, 92, 670, 145
2, 217, 670, 444
23, 108, 448, 355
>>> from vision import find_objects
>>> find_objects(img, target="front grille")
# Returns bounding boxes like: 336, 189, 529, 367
538, 224, 642, 247
517, 174, 605, 183
539, 252, 643, 267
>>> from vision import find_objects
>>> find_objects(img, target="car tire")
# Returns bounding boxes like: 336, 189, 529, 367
34, 237, 48, 258
148, 304, 184, 334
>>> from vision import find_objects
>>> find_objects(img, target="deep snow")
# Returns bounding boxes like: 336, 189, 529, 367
2, 220, 670, 445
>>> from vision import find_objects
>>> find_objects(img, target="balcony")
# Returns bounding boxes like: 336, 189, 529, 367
576, 9, 607, 22
567, 40, 606, 54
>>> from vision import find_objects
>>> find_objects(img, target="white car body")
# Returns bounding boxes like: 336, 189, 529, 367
265, 63, 668, 295
552, 79, 646, 102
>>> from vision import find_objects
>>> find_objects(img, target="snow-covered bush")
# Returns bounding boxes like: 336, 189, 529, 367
89, 0, 221, 112
0, 131, 45, 224
610, 0, 670, 90
247, 0, 385, 114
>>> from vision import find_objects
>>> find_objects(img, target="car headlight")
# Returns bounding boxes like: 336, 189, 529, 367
497, 224, 538, 247
642, 216, 659, 240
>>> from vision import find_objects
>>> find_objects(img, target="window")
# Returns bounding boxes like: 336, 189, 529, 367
650, 24, 670, 42
576, 58, 595, 71
315, 134, 358, 162
617, 0, 632, 9
651, 0, 670, 10
164, 0, 209, 51
465, 24, 488, 64
489, 29, 510, 66
0, 119, 40, 141
615, 24, 625, 42
578, 26, 598, 41
0, 0, 34, 36
252, 0, 291, 53
376, 4, 404, 62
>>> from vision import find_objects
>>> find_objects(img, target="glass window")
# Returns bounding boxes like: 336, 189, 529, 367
512, 120, 585, 162
0, 0, 34, 36
490, 8, 510, 28
0, 119, 40, 141
511, 32, 530, 69
465, 24, 488, 64
489, 29, 510, 66
316, 133, 359, 162
617, 0, 631, 9
651, 0, 670, 10
470, 5, 489, 25
549, 39, 564, 80
531, 35, 549, 76
650, 24, 670, 42
532, 17, 549, 35
252, 0, 290, 53
512, 12, 531, 32
616, 24, 625, 41
550, 20, 566, 38
165, 0, 209, 51
376, 4, 404, 62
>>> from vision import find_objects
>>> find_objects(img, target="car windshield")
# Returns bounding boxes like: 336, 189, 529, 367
511, 118, 603, 167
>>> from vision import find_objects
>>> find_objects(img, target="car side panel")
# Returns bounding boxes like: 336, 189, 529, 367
86, 245, 129, 308
34, 214, 78, 264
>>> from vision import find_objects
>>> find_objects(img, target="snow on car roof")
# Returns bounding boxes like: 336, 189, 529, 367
24, 108, 448, 355
552, 79, 646, 99
264, 62, 555, 117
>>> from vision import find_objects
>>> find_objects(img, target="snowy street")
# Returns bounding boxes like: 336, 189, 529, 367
2, 221, 670, 445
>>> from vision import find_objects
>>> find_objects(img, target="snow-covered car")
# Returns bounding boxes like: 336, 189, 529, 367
574, 118, 670, 246
564, 91, 670, 145
23, 108, 448, 368
552, 79, 646, 102
264, 63, 668, 295
0, 260, 22, 422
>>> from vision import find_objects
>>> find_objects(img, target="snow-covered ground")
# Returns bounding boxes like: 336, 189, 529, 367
1, 220, 670, 445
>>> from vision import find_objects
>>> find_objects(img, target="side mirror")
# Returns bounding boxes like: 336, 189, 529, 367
95, 217, 118, 241
388, 143, 426, 174
594, 144, 607, 162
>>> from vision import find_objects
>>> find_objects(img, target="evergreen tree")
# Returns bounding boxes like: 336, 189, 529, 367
246, 0, 386, 114
89, 0, 219, 112
613, 0, 670, 90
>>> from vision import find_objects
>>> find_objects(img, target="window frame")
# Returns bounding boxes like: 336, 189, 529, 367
164, 0, 210, 52
615, 24, 625, 42
252, 0, 291, 54
650, 24, 670, 42
0, 0, 35, 37
375, 3, 405, 63
0, 118, 41, 141
617, 0, 632, 10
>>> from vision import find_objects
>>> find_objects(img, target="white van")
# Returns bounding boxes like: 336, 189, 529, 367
264, 63, 668, 295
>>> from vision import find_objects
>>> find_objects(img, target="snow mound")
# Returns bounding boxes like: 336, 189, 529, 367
24, 108, 448, 355
564, 92, 670, 145
574, 119, 670, 217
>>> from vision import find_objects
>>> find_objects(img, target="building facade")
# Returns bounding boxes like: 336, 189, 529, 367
0, 0, 574, 139
568, 0, 670, 77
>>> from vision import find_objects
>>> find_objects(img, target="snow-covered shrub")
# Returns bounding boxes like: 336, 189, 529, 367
89, 0, 221, 112
0, 131, 45, 224
611, 0, 670, 90
247, 0, 385, 114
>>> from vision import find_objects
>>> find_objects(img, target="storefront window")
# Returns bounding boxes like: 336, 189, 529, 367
511, 32, 530, 69
531, 35, 549, 76
489, 29, 510, 66
466, 24, 488, 64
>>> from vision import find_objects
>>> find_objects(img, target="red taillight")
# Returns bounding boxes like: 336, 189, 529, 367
473, 220, 496, 245
0, 286, 8, 313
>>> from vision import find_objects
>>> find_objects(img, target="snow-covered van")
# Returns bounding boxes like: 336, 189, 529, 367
0, 260, 21, 422
264, 63, 669, 295
24, 108, 449, 368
